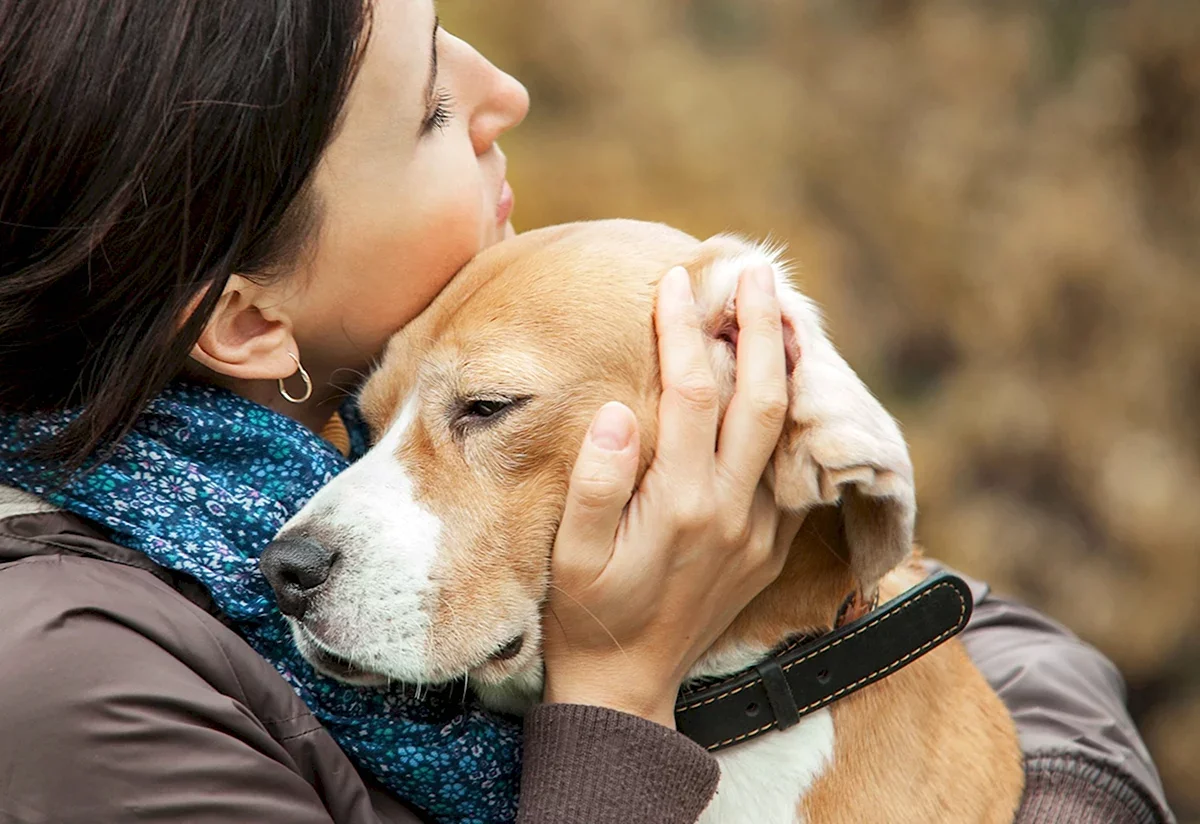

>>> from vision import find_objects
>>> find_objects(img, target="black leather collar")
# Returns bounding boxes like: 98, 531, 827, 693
674, 572, 973, 752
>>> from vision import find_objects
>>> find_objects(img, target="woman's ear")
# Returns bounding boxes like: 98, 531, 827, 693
187, 275, 299, 381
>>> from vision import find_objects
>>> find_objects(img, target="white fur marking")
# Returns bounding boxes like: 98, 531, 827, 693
699, 709, 835, 824
280, 391, 444, 681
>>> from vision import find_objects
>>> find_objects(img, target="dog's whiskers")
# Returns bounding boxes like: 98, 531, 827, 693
813, 528, 851, 569
436, 593, 462, 621
549, 584, 626, 658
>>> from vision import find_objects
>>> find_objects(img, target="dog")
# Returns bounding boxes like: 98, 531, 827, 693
264, 220, 1024, 823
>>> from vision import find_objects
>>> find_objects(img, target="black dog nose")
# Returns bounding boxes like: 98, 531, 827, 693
260, 537, 338, 619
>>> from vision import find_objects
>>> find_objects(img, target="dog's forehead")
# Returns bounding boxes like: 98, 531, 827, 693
360, 221, 702, 433
405, 221, 698, 358
449, 221, 699, 326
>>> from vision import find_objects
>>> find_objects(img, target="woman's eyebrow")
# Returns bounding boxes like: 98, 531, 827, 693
423, 15, 440, 109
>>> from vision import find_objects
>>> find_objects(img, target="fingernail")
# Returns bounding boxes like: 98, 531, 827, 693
752, 264, 776, 296
665, 266, 694, 305
589, 402, 633, 451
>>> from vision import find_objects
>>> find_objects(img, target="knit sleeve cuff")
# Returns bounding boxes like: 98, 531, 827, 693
1017, 752, 1174, 824
518, 703, 720, 824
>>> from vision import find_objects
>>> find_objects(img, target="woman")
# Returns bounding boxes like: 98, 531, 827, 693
0, 1, 1173, 822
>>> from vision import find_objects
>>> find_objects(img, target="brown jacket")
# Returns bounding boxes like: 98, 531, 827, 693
0, 486, 1174, 823
0, 488, 716, 824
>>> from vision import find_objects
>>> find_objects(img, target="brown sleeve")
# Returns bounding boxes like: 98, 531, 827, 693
518, 703, 720, 824
0, 560, 421, 824
928, 561, 1176, 824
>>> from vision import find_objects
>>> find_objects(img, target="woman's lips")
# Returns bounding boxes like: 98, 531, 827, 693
496, 179, 514, 224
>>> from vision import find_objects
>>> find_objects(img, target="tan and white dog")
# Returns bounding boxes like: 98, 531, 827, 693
270, 220, 1024, 823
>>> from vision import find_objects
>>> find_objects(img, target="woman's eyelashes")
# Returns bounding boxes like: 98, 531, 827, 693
422, 88, 455, 134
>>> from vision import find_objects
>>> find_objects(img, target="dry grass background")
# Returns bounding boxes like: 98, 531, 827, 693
442, 0, 1200, 817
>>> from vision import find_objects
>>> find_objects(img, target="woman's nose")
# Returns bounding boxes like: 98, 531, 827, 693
465, 54, 530, 156
260, 537, 339, 619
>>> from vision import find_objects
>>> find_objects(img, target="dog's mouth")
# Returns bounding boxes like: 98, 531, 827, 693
489, 634, 525, 662
293, 620, 535, 689
295, 625, 390, 688
464, 631, 538, 687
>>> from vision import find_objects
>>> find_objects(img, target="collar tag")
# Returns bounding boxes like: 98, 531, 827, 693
675, 571, 974, 752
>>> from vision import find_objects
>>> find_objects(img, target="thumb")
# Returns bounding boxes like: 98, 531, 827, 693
553, 402, 640, 587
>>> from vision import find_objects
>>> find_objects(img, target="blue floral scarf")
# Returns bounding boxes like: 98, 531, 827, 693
0, 381, 521, 823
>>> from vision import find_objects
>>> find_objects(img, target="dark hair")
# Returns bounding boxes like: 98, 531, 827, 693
0, 0, 370, 471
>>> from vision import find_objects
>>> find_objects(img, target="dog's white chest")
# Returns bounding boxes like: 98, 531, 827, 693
698, 708, 835, 824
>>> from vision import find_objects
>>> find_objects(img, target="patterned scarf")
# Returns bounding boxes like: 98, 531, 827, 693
0, 380, 521, 823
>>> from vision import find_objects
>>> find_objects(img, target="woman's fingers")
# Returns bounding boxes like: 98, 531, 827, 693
653, 266, 721, 481
717, 263, 789, 499
552, 402, 641, 589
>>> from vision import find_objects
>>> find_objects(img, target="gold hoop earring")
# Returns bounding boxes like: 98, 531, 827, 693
278, 353, 313, 404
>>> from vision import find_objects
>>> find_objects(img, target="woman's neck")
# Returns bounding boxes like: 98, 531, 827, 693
254, 381, 350, 434
194, 364, 357, 436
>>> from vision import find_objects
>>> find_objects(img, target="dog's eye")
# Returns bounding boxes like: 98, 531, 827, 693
464, 399, 511, 420
452, 395, 531, 434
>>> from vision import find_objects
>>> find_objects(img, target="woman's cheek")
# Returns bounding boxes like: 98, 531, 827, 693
298, 151, 490, 360
410, 156, 491, 266
356, 201, 484, 345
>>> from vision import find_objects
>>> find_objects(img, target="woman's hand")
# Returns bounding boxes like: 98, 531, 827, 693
542, 263, 804, 728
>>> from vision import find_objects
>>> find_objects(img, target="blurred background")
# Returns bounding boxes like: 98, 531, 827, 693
443, 0, 1199, 817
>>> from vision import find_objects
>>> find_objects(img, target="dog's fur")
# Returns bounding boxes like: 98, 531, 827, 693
277, 220, 1024, 823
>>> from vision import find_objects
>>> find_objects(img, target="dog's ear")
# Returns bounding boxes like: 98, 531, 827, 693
684, 235, 916, 596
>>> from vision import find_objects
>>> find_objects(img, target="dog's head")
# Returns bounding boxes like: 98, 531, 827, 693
262, 220, 914, 705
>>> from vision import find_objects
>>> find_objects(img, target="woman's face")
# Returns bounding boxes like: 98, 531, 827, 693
279, 0, 529, 383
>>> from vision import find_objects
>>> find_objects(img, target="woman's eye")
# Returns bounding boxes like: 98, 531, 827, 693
422, 88, 455, 134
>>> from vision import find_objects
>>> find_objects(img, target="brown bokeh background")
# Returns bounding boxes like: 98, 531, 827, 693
443, 1, 1200, 817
